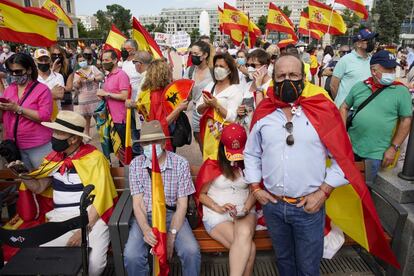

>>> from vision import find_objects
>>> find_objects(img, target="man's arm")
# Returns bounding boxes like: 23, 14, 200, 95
382, 117, 412, 168
169, 196, 187, 233
132, 194, 157, 247
330, 76, 340, 100
339, 102, 350, 126
97, 89, 128, 101
21, 177, 52, 194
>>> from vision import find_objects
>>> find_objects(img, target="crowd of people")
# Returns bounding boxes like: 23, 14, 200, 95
0, 26, 413, 275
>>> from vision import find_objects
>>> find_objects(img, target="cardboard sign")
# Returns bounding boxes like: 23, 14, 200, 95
154, 32, 171, 46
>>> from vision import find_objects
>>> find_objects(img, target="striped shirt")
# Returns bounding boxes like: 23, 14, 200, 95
52, 168, 84, 212
129, 151, 195, 212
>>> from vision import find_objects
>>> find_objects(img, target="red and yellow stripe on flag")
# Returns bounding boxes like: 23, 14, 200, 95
277, 37, 298, 49
336, 0, 368, 19
248, 19, 262, 48
132, 17, 163, 59
222, 3, 249, 32
163, 79, 194, 115
298, 12, 324, 40
151, 144, 169, 276
124, 86, 133, 165
42, 0, 73, 27
200, 108, 228, 161
0, 0, 57, 47
266, 3, 298, 41
308, 0, 347, 35
103, 24, 127, 58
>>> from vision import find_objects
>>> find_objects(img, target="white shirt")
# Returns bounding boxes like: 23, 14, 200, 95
132, 71, 147, 130
196, 82, 243, 122
0, 51, 14, 64
38, 71, 64, 110
121, 60, 141, 99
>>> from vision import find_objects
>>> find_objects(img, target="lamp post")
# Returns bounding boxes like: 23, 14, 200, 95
372, 13, 380, 32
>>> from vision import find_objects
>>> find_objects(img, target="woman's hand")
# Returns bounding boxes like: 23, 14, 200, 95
214, 203, 236, 214
237, 105, 247, 116
203, 94, 218, 108
125, 99, 136, 109
177, 100, 189, 112
0, 101, 18, 112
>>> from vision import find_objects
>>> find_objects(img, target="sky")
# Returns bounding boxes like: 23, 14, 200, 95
75, 0, 236, 16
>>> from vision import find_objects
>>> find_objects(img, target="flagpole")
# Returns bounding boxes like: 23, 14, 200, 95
326, 0, 336, 35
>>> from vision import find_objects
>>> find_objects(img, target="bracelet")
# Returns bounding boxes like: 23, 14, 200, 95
251, 186, 262, 193
318, 187, 331, 198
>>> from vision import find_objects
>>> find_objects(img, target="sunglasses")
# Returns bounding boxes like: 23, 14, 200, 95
51, 54, 63, 59
284, 121, 294, 146
132, 60, 142, 64
83, 53, 93, 58
247, 63, 262, 69
7, 69, 26, 76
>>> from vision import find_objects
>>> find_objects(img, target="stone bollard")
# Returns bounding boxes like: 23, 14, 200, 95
398, 111, 414, 181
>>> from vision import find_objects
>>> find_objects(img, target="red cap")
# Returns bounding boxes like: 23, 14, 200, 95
220, 123, 247, 161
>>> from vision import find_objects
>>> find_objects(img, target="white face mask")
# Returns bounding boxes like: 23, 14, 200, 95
214, 67, 230, 81
3, 48, 10, 54
247, 66, 256, 80
78, 60, 88, 69
380, 72, 396, 86
143, 144, 163, 161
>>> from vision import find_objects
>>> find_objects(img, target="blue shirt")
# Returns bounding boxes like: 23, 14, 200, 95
243, 107, 348, 198
333, 50, 371, 107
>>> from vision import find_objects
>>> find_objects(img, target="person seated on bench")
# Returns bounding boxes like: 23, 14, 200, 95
8, 111, 118, 276
196, 123, 257, 276
124, 120, 201, 276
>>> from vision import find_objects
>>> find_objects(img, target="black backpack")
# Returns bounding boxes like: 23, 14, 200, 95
172, 112, 192, 148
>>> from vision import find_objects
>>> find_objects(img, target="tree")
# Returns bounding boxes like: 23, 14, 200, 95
145, 23, 156, 33
257, 15, 267, 34
376, 0, 410, 43
154, 18, 168, 33
342, 9, 360, 35
282, 6, 292, 17
95, 4, 132, 38
190, 28, 200, 43
77, 21, 88, 38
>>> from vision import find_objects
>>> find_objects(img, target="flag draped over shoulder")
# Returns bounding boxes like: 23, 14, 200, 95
103, 24, 127, 58
250, 82, 399, 268
298, 12, 324, 40
42, 0, 73, 27
200, 108, 228, 161
266, 3, 298, 41
308, 0, 347, 35
336, 0, 368, 19
0, 0, 57, 47
151, 144, 169, 276
132, 17, 163, 59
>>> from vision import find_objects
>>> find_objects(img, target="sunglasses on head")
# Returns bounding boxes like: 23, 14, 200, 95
284, 121, 294, 146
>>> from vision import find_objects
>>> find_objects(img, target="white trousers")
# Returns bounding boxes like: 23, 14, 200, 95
41, 209, 110, 276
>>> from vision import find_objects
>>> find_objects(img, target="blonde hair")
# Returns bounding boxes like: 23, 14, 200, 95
49, 45, 70, 76
141, 59, 171, 91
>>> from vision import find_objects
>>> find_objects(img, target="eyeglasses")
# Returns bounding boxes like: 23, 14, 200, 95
284, 121, 294, 146
7, 69, 26, 76
132, 60, 142, 64
247, 63, 262, 69
83, 53, 92, 58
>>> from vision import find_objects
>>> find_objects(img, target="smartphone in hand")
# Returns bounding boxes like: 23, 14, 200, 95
0, 97, 10, 103
202, 90, 213, 99
8, 161, 29, 175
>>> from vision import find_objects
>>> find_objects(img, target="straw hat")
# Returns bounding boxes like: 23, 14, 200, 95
42, 111, 91, 140
136, 120, 171, 143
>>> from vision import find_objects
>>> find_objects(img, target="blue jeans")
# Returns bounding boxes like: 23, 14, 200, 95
131, 112, 142, 156
263, 201, 325, 276
124, 211, 201, 276
365, 159, 382, 184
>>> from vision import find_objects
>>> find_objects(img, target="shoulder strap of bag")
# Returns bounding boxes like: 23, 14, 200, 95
13, 81, 39, 141
188, 66, 196, 79
349, 85, 387, 126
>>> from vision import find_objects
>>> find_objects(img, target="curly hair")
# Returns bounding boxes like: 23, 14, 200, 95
141, 59, 171, 91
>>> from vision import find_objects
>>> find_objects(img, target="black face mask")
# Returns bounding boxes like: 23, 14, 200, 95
83, 53, 93, 60
38, 63, 50, 73
51, 137, 71, 152
274, 79, 304, 103
102, 62, 115, 72
366, 39, 375, 53
191, 55, 202, 66
121, 49, 129, 61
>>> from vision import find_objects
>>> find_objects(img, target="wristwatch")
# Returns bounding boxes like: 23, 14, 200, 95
391, 143, 400, 151
169, 228, 177, 235
15, 106, 23, 115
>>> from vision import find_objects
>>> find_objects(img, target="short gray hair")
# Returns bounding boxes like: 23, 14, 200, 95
135, 51, 153, 65
124, 39, 138, 50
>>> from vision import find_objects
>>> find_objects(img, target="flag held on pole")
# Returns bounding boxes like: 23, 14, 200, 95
42, 0, 73, 27
308, 0, 347, 35
132, 17, 163, 59
298, 12, 324, 40
266, 3, 298, 41
336, 0, 368, 20
103, 24, 127, 58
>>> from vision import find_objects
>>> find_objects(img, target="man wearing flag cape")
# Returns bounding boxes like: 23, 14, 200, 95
124, 120, 201, 276
7, 111, 118, 276
244, 54, 399, 275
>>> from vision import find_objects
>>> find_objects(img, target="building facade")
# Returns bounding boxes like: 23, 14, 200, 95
236, 0, 308, 26
10, 0, 79, 39
139, 8, 220, 39
78, 15, 98, 31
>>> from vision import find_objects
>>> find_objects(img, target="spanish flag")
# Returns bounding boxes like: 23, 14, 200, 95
103, 24, 127, 58
266, 3, 298, 41
151, 144, 169, 276
42, 0, 73, 27
132, 17, 163, 60
251, 82, 399, 268
163, 79, 194, 115
277, 37, 298, 49
124, 86, 133, 165
222, 3, 248, 46
200, 108, 228, 161
336, 0, 368, 20
0, 0, 57, 47
298, 12, 324, 40
248, 19, 262, 48
2, 144, 118, 260
308, 0, 347, 35
218, 6, 224, 33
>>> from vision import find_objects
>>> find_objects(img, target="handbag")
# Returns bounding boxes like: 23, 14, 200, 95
346, 86, 386, 130
0, 81, 39, 162
172, 112, 192, 148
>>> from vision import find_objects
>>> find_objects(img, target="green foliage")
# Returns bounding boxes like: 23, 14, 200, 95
154, 18, 168, 33
376, 0, 412, 43
342, 9, 360, 35
303, 7, 309, 15
257, 15, 267, 34
94, 4, 132, 38
282, 6, 292, 17
144, 23, 157, 33
190, 28, 200, 43
77, 21, 102, 39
